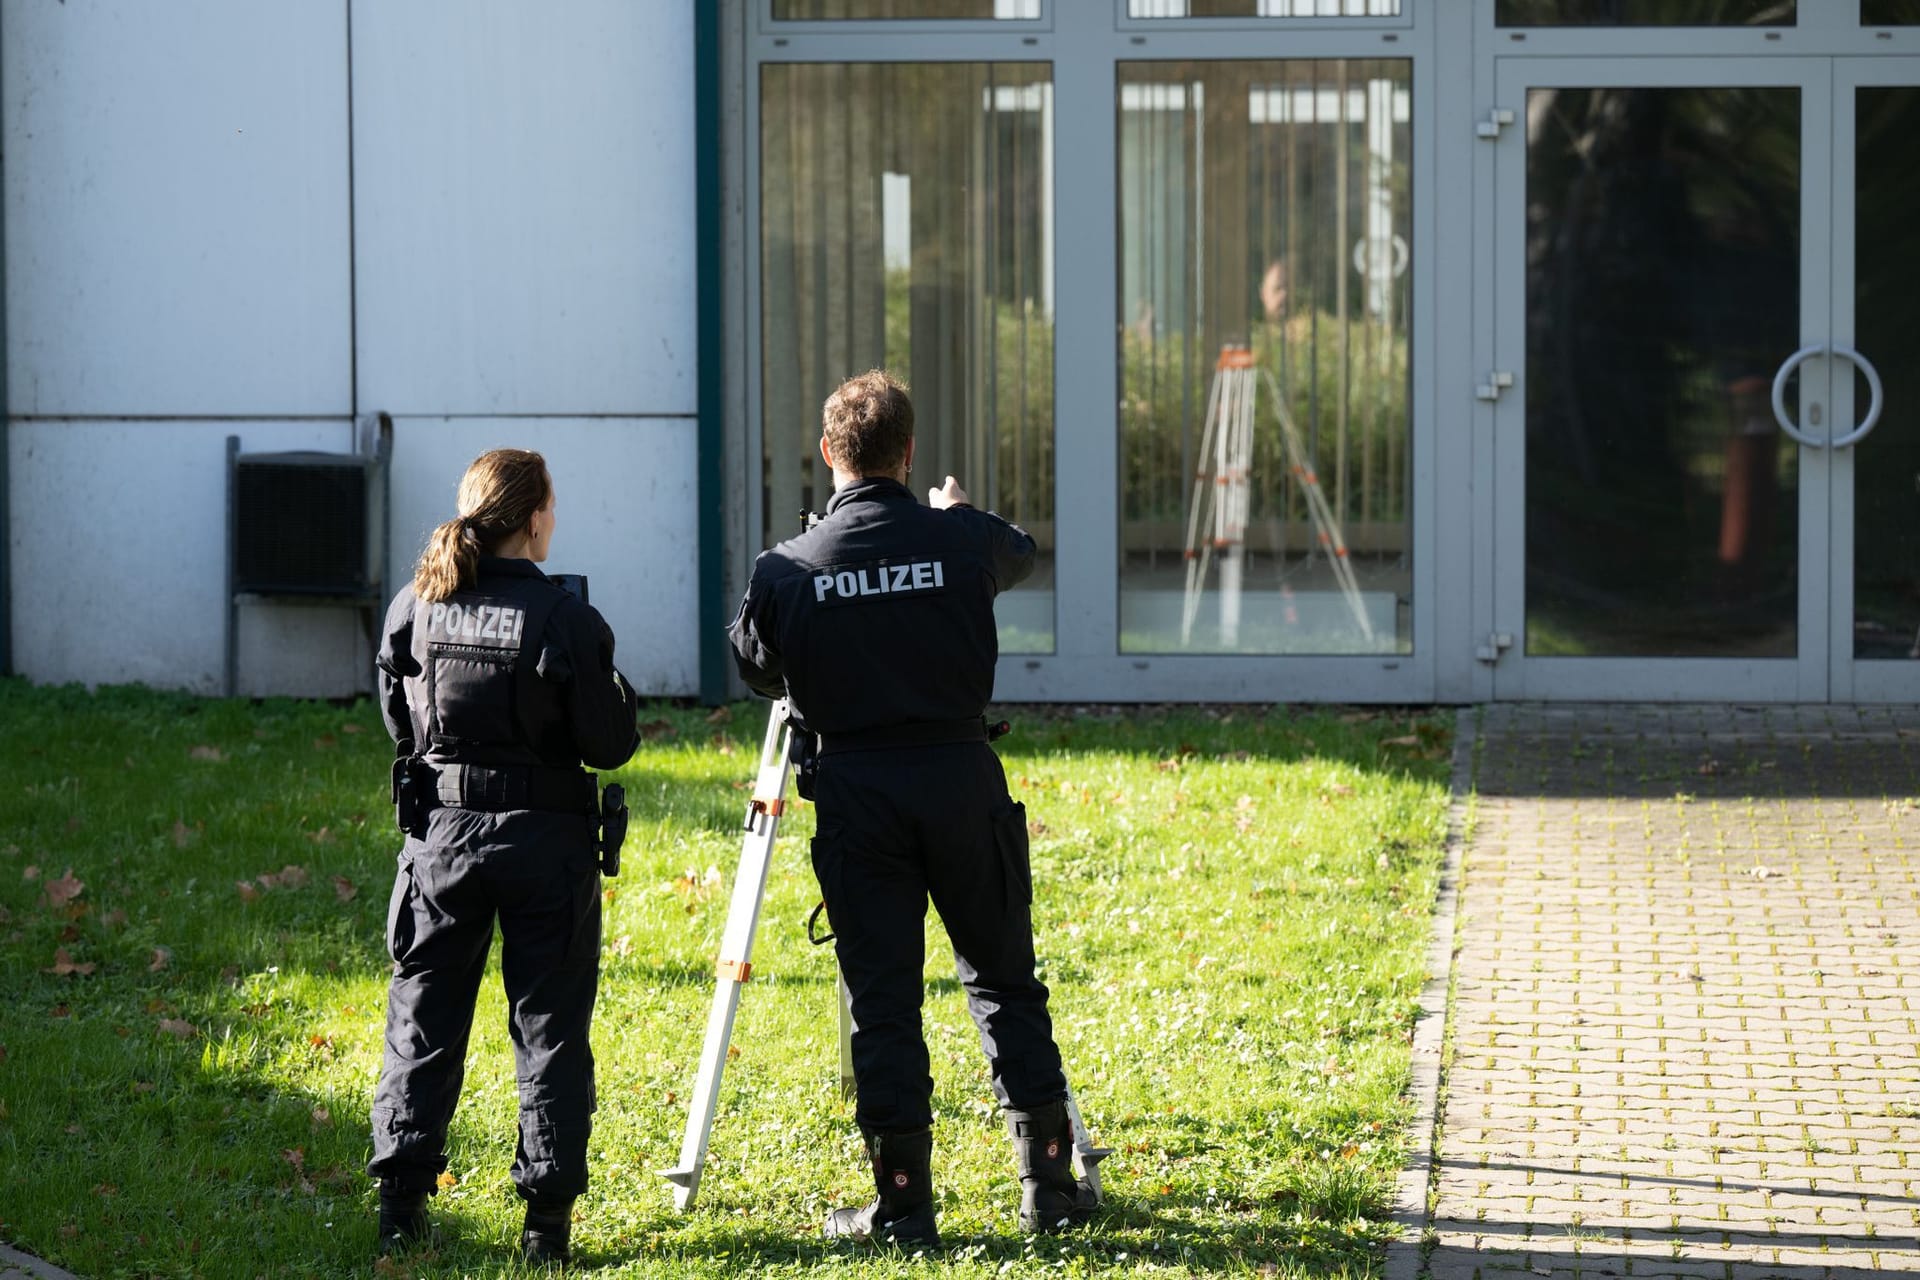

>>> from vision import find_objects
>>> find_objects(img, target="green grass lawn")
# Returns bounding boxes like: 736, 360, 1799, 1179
0, 681, 1451, 1278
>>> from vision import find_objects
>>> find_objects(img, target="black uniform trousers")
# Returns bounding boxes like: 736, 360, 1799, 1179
809, 740, 1068, 1134
367, 808, 601, 1201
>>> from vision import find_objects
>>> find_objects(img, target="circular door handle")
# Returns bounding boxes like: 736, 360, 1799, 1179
1828, 344, 1885, 449
1770, 342, 1830, 448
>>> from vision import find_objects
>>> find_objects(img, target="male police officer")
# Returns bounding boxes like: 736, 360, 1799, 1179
728, 370, 1097, 1245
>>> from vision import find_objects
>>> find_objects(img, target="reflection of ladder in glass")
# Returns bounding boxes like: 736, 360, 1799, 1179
1181, 345, 1375, 646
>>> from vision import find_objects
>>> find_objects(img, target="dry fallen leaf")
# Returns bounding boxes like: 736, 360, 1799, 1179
236, 880, 261, 903
275, 864, 310, 889
436, 1171, 458, 1190
132, 1080, 154, 1093
281, 1147, 306, 1171
313, 735, 338, 750
170, 821, 196, 849
305, 827, 333, 845
43, 867, 85, 905
157, 1018, 198, 1039
46, 947, 96, 977
341, 722, 364, 735
22, 865, 41, 881
639, 719, 675, 740
102, 908, 128, 929
705, 706, 732, 725
332, 875, 358, 902
188, 745, 224, 762
1381, 735, 1422, 747
149, 947, 171, 973
312, 1106, 331, 1127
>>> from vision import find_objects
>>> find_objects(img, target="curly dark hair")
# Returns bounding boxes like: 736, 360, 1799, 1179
821, 369, 914, 477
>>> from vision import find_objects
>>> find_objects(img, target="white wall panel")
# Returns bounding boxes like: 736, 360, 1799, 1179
388, 417, 699, 696
2, 1, 351, 417
9, 422, 369, 696
352, 2, 697, 416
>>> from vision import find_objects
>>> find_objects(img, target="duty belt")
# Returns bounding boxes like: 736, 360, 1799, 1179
816, 718, 987, 756
430, 763, 599, 816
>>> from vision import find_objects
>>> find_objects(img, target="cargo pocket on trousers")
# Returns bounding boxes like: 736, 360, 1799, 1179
808, 827, 842, 936
385, 862, 418, 964
992, 802, 1033, 910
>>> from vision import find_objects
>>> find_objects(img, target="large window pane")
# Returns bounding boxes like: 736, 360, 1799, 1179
1118, 61, 1412, 656
773, 0, 1040, 18
1497, 0, 1793, 24
1853, 87, 1920, 660
760, 63, 1055, 653
1523, 87, 1800, 658
1861, 0, 1920, 24
1130, 1, 1400, 16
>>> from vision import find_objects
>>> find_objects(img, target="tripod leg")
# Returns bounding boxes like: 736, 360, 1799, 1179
837, 971, 856, 1102
660, 702, 796, 1211
1064, 1088, 1111, 1199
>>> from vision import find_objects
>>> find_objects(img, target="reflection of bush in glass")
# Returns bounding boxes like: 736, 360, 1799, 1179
1120, 311, 1409, 533
882, 267, 1055, 526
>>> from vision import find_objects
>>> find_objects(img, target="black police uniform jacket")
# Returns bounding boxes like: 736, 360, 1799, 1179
727, 477, 1034, 732
377, 556, 640, 839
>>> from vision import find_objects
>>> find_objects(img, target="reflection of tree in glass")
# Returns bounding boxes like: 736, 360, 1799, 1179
1852, 87, 1920, 658
1523, 85, 1800, 658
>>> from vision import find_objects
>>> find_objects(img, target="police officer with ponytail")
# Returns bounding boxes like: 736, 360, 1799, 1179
368, 449, 639, 1265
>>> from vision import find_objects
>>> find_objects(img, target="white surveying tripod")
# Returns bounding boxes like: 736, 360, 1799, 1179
660, 697, 1110, 1212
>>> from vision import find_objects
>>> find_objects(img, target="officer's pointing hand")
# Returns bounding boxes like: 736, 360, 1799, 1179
930, 475, 969, 510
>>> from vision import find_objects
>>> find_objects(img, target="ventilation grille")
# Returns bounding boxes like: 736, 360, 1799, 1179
233, 453, 373, 596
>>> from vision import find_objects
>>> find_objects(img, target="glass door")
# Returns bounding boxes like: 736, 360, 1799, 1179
1489, 57, 1833, 700
1832, 57, 1920, 702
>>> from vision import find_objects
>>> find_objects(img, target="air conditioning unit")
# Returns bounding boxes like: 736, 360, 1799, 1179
233, 451, 379, 596
225, 419, 391, 695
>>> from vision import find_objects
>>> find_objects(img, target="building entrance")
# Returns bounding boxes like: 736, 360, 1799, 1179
1486, 53, 1920, 702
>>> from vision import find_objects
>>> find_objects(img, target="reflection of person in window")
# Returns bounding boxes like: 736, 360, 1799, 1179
1695, 208, 1794, 593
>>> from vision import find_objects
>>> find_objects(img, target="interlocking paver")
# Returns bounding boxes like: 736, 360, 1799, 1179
1393, 705, 1920, 1279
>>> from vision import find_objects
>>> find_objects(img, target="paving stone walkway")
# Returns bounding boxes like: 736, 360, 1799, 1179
1404, 704, 1920, 1280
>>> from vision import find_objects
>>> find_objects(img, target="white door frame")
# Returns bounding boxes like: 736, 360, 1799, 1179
1831, 54, 1920, 704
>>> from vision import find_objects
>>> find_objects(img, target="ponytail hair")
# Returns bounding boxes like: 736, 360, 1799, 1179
412, 449, 552, 602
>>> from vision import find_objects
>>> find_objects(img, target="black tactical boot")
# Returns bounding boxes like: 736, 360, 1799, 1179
823, 1128, 941, 1247
1005, 1101, 1101, 1233
374, 1185, 429, 1258
519, 1196, 573, 1268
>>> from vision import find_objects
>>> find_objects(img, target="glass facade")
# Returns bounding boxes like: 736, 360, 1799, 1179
773, 0, 1041, 17
1117, 60, 1412, 655
1862, 0, 1920, 24
1496, 1, 1794, 25
1522, 86, 1801, 658
1128, 1, 1400, 16
759, 62, 1056, 652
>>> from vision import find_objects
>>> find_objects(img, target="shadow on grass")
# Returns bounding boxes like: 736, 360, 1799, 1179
1474, 704, 1920, 801
585, 1197, 1381, 1275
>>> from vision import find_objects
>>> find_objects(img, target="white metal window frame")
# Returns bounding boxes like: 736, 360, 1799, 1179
741, 4, 1442, 702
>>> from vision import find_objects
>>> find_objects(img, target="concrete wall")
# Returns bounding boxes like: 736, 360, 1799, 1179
3, 0, 699, 697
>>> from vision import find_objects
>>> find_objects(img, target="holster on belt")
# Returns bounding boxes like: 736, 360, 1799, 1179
390, 741, 430, 837
598, 783, 628, 877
